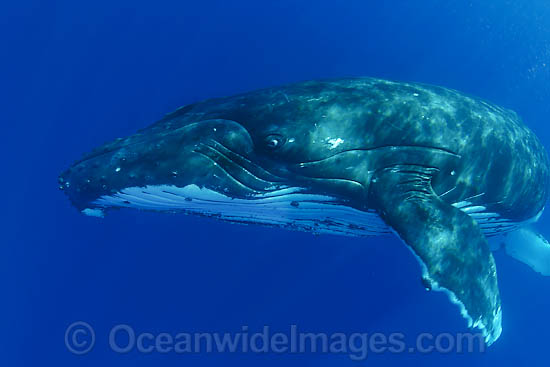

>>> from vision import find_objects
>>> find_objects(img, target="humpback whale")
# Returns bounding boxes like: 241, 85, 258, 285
59, 77, 550, 345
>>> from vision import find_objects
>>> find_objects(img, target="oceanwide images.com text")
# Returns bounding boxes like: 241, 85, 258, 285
65, 322, 486, 361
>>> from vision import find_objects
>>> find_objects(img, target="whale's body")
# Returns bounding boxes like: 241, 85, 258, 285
59, 78, 550, 345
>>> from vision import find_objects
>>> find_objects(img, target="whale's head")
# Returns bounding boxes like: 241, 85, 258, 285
59, 102, 375, 231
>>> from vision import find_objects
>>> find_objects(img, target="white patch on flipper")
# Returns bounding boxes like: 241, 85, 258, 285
429, 278, 502, 345
91, 184, 390, 237
504, 227, 550, 276
388, 227, 502, 345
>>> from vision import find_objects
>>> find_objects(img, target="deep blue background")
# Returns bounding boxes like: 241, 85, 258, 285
3, 0, 550, 365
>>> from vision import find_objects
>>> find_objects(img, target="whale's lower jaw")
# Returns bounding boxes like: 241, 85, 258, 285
86, 184, 392, 237
86, 184, 529, 240
86, 184, 530, 240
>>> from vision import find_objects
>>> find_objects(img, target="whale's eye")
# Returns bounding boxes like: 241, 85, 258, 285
263, 134, 285, 150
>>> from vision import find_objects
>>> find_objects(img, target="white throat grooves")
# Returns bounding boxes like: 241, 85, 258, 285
89, 184, 391, 236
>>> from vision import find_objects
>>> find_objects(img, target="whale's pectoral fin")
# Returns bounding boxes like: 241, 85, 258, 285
503, 227, 550, 276
370, 166, 502, 345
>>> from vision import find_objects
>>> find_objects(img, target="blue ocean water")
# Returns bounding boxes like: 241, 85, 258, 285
3, 0, 550, 365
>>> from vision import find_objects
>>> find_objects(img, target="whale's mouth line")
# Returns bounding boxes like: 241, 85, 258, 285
194, 139, 367, 200
193, 139, 290, 195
